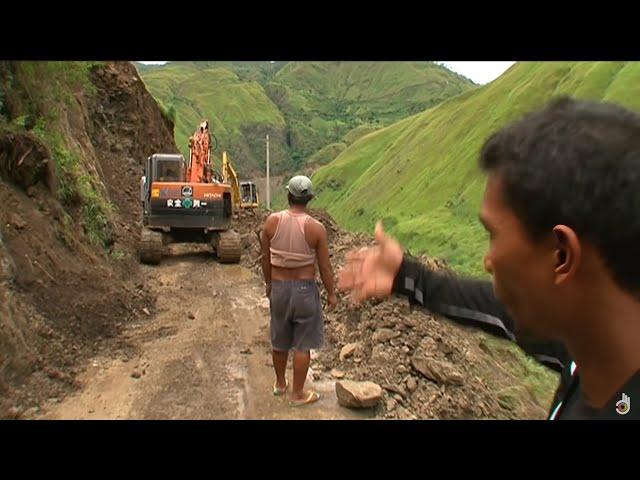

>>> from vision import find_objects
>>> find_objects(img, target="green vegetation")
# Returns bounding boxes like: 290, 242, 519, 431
478, 333, 559, 413
312, 62, 640, 278
137, 62, 474, 175
307, 142, 347, 168
139, 63, 287, 174
1, 61, 115, 248
33, 125, 114, 248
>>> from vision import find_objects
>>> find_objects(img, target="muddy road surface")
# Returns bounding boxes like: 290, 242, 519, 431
37, 244, 370, 420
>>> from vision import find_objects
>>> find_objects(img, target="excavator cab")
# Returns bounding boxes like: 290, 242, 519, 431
240, 181, 259, 209
152, 154, 185, 182
141, 153, 185, 214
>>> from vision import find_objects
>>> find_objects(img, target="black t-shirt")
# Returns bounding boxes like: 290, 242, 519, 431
561, 390, 599, 420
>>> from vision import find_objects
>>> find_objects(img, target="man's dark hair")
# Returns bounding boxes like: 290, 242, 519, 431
288, 192, 313, 206
480, 97, 640, 295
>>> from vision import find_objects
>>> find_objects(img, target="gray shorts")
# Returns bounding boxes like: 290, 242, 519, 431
269, 279, 324, 352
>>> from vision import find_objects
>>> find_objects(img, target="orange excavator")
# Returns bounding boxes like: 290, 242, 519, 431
139, 119, 242, 265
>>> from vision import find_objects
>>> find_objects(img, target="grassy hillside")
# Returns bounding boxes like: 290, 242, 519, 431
343, 124, 380, 145
140, 63, 288, 175
138, 62, 474, 176
312, 61, 640, 278
307, 142, 347, 168
265, 61, 474, 166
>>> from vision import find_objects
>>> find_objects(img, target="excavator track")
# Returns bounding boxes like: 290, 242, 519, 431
215, 230, 242, 264
139, 227, 164, 265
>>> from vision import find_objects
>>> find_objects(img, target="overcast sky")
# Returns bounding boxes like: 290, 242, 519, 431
138, 61, 516, 85
436, 61, 516, 84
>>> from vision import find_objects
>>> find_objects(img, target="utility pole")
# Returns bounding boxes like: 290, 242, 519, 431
266, 134, 270, 210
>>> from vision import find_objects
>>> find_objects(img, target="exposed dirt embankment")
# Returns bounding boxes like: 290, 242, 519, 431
0, 61, 177, 417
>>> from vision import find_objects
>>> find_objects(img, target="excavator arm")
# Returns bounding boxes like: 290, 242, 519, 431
187, 120, 211, 183
221, 151, 242, 212
184, 120, 258, 211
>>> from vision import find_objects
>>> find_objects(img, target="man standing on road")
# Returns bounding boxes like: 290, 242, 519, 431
261, 175, 338, 407
338, 98, 640, 419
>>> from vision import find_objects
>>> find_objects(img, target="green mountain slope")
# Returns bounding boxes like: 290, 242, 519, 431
265, 61, 474, 166
140, 62, 287, 175
138, 61, 474, 176
312, 61, 640, 278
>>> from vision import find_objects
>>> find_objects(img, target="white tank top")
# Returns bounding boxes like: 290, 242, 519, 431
269, 210, 316, 268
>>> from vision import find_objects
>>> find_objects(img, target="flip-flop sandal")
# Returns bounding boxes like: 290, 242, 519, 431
289, 391, 320, 407
273, 380, 289, 396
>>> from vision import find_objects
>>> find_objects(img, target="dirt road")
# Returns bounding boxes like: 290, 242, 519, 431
37, 244, 371, 420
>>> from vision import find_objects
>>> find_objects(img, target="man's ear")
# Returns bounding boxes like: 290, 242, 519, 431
552, 225, 582, 285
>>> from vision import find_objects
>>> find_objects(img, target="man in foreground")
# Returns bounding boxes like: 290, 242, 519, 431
338, 98, 640, 419
261, 175, 337, 407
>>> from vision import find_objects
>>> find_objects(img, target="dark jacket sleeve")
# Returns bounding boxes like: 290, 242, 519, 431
392, 256, 569, 373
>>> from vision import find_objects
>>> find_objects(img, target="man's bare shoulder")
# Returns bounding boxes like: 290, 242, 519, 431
263, 212, 281, 236
305, 216, 327, 241
305, 215, 324, 229
265, 212, 280, 223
